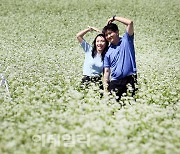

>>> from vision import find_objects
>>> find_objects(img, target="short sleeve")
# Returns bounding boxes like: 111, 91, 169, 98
80, 40, 92, 53
123, 32, 134, 42
103, 54, 110, 68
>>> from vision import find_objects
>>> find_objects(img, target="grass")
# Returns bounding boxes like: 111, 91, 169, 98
0, 0, 180, 153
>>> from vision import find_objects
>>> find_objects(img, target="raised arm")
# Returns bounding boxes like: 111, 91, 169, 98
107, 16, 134, 36
76, 26, 101, 43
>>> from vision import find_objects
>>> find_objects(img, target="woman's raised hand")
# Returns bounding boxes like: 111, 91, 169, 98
88, 26, 101, 32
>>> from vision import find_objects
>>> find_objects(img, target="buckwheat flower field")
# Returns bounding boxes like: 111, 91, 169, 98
0, 0, 179, 153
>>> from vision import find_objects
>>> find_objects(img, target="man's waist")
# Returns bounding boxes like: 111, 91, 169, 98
112, 73, 137, 81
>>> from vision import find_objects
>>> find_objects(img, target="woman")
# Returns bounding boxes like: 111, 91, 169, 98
76, 26, 109, 89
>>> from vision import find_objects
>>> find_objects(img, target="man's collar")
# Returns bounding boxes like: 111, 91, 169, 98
110, 37, 122, 48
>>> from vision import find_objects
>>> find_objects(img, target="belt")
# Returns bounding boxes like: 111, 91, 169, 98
117, 74, 137, 81
83, 75, 102, 82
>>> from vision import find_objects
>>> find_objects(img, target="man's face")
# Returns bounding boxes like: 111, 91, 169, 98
104, 30, 119, 44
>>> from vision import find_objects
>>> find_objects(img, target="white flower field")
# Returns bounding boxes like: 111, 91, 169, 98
0, 0, 179, 153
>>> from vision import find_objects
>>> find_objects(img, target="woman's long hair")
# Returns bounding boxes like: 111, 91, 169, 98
91, 33, 109, 61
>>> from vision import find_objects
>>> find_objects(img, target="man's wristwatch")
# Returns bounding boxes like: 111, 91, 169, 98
113, 15, 116, 21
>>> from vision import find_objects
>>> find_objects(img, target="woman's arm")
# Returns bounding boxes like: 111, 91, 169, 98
76, 26, 101, 43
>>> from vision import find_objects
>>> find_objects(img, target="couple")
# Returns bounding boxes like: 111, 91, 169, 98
76, 15, 137, 101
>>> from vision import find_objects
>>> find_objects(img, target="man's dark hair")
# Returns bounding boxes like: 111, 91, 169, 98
102, 23, 119, 34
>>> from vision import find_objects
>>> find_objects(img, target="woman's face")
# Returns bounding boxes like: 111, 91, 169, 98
95, 36, 107, 53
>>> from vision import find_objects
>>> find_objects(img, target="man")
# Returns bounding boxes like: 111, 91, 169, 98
102, 16, 137, 101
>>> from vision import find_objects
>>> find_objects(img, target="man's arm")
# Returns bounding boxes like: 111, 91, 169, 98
103, 67, 110, 91
107, 16, 134, 36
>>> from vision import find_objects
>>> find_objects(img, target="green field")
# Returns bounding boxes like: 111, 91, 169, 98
0, 0, 180, 153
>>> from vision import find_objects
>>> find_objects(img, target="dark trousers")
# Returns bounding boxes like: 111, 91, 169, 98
81, 75, 103, 90
108, 74, 137, 101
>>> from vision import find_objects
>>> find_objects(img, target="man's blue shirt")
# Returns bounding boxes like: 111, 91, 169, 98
104, 32, 137, 80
